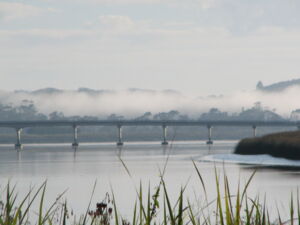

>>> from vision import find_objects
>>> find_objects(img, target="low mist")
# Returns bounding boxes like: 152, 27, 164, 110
0, 86, 300, 119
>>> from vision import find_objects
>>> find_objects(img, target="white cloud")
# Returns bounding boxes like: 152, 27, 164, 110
197, 0, 217, 9
0, 2, 54, 22
48, 0, 217, 7
0, 15, 197, 40
169, 0, 217, 9
68, 0, 165, 3
1, 1, 300, 96
0, 28, 96, 39
195, 0, 300, 33
99, 15, 135, 32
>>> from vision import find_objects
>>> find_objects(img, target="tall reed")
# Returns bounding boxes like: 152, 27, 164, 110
0, 163, 298, 225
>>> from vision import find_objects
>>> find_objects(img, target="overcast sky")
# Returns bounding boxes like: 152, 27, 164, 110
0, 0, 300, 95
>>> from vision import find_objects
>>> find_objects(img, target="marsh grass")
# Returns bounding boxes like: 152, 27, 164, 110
0, 163, 299, 225
235, 131, 300, 160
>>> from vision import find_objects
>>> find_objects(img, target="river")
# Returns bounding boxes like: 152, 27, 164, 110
0, 140, 299, 220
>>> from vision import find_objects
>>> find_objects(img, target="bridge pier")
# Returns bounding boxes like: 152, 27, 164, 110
72, 125, 79, 147
206, 125, 213, 145
15, 128, 23, 150
161, 125, 168, 145
117, 125, 123, 146
252, 125, 257, 137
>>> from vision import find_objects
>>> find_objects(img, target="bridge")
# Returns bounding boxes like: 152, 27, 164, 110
0, 120, 299, 149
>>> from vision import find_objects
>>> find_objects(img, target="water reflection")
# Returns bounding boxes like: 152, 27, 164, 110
72, 146, 78, 160
0, 141, 299, 217
162, 144, 168, 155
116, 146, 123, 157
16, 149, 22, 161
207, 143, 212, 151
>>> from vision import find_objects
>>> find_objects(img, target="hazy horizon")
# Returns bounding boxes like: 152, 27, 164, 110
1, 82, 300, 119
1, 0, 300, 95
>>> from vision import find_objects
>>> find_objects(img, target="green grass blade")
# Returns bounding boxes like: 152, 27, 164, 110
112, 191, 119, 225
291, 192, 294, 225
132, 201, 137, 225
297, 189, 300, 225
19, 182, 47, 224
62, 200, 67, 225
38, 181, 47, 225
146, 184, 151, 225
139, 181, 146, 225
11, 187, 35, 225
42, 189, 67, 224
162, 180, 175, 225
177, 188, 183, 225
187, 200, 197, 225
82, 180, 97, 225
192, 160, 207, 195
234, 185, 240, 225
241, 170, 256, 202
214, 167, 224, 225
262, 196, 266, 225
224, 175, 233, 225
163, 197, 167, 225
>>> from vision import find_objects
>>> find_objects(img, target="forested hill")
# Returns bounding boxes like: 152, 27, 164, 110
256, 78, 300, 92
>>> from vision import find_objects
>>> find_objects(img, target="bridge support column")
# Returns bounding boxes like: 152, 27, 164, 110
252, 125, 257, 137
117, 125, 123, 146
161, 125, 168, 145
15, 128, 23, 150
72, 125, 79, 147
206, 125, 213, 145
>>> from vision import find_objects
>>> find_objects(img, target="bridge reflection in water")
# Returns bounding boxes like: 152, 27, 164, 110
0, 120, 299, 150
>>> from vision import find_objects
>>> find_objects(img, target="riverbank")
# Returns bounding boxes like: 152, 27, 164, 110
235, 130, 300, 160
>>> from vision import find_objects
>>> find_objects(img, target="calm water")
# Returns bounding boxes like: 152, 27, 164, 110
0, 140, 300, 218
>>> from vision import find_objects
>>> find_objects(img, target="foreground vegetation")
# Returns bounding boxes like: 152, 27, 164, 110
0, 163, 298, 225
235, 131, 300, 160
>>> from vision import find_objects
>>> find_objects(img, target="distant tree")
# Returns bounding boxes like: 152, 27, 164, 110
0, 101, 48, 121
68, 115, 82, 121
153, 110, 181, 120
36, 113, 47, 120
135, 112, 152, 120
291, 109, 300, 121
200, 108, 229, 120
237, 104, 282, 121
179, 114, 189, 120
253, 102, 262, 111
107, 114, 124, 120
49, 111, 65, 120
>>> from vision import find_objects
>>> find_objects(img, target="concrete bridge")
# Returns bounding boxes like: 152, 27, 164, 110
0, 120, 299, 149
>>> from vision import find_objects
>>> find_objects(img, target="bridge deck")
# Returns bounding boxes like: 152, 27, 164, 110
0, 120, 298, 128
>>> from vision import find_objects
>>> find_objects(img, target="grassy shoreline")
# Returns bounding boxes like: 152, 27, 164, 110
235, 131, 300, 160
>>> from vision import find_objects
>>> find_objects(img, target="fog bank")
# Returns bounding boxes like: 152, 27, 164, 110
0, 87, 299, 119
